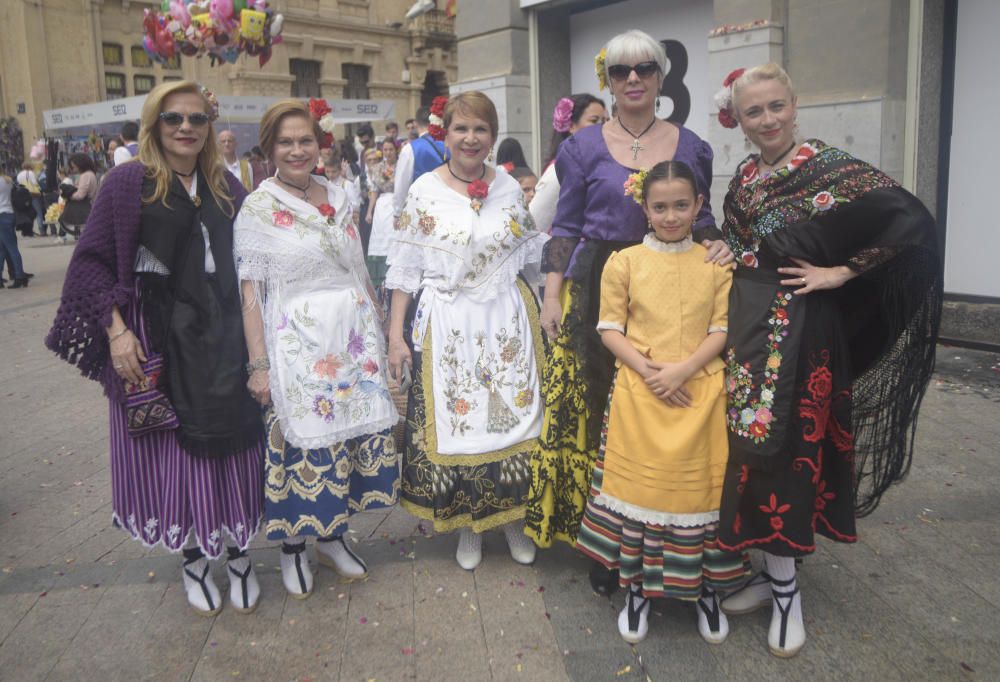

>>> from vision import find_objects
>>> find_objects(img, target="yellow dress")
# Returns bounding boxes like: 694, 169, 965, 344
575, 234, 747, 599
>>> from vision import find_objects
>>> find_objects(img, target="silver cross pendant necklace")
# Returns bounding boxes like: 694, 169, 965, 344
618, 117, 658, 161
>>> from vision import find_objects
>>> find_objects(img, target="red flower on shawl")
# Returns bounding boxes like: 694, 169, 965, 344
788, 144, 816, 170
273, 210, 294, 228
740, 160, 759, 186
309, 98, 332, 119
807, 366, 833, 401
468, 179, 489, 200
318, 203, 336, 218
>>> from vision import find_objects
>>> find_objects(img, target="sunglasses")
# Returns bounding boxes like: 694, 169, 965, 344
607, 61, 660, 82
159, 111, 211, 127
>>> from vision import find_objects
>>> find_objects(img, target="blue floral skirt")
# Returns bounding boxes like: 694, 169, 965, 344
263, 407, 400, 540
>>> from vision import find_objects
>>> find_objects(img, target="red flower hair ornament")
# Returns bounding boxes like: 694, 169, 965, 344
428, 96, 449, 141
713, 68, 746, 129
308, 98, 336, 149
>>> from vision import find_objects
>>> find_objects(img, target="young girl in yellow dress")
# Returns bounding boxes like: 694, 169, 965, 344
576, 161, 748, 644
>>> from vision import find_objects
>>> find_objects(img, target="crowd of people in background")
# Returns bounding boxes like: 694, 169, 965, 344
39, 25, 942, 666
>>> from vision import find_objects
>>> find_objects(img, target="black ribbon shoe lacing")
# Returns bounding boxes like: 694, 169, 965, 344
282, 541, 309, 593
182, 547, 216, 612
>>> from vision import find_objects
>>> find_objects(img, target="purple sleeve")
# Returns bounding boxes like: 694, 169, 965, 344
690, 137, 722, 242
226, 172, 248, 213
550, 136, 586, 240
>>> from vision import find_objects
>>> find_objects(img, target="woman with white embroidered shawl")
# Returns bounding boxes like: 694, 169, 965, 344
386, 92, 548, 570
235, 99, 399, 599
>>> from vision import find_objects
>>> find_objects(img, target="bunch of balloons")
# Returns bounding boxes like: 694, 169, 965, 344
142, 0, 285, 67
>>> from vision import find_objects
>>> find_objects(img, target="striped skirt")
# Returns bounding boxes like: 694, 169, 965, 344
109, 402, 265, 559
575, 390, 749, 600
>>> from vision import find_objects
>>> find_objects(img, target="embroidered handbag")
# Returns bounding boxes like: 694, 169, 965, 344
123, 285, 180, 436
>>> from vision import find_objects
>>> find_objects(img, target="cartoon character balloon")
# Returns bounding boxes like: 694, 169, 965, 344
140, 0, 281, 65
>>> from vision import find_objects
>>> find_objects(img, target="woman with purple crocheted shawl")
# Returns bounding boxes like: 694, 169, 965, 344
45, 82, 265, 617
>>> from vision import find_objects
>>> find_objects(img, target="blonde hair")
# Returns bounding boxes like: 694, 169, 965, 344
258, 98, 324, 159
443, 91, 499, 141
604, 30, 667, 79
732, 63, 796, 114
138, 80, 233, 215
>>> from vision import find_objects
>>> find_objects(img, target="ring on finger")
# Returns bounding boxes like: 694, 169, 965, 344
800, 277, 806, 284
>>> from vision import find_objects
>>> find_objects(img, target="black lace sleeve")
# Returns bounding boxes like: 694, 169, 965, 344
847, 246, 899, 273
542, 236, 578, 274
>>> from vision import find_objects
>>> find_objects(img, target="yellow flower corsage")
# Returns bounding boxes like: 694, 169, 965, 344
509, 217, 523, 238
595, 47, 608, 91
623, 168, 649, 206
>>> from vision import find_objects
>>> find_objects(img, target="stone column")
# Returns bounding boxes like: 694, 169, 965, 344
451, 0, 532, 157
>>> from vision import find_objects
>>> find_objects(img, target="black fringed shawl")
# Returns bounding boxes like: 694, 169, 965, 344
723, 140, 942, 516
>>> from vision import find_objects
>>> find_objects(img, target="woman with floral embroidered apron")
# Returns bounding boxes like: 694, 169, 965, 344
712, 64, 941, 657
386, 92, 548, 570
235, 99, 399, 599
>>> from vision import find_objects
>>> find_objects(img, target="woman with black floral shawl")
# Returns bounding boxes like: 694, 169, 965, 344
713, 64, 941, 658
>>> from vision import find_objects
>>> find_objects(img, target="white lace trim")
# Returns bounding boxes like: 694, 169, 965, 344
596, 321, 625, 333
593, 492, 720, 528
110, 511, 261, 560
643, 232, 693, 253
277, 413, 401, 451
384, 265, 422, 294
708, 325, 728, 333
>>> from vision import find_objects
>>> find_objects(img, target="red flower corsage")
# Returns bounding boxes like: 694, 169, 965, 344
468, 179, 489, 215
318, 203, 336, 224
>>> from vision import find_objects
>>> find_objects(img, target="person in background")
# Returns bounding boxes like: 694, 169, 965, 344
404, 118, 418, 141
530, 94, 608, 234
392, 106, 449, 222
59, 154, 99, 242
384, 121, 400, 145
218, 129, 254, 191
510, 166, 538, 203
247, 146, 274, 190
107, 139, 120, 166
355, 124, 376, 158
0, 171, 29, 289
323, 144, 362, 220
365, 138, 398, 289
114, 121, 140, 166
496, 137, 528, 173
16, 161, 45, 236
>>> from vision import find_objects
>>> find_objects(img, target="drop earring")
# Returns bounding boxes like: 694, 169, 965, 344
487, 147, 494, 163
655, 97, 661, 113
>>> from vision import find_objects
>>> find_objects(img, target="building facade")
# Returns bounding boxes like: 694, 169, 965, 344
0, 0, 456, 148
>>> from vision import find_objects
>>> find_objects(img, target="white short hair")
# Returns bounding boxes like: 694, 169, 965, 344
604, 30, 667, 75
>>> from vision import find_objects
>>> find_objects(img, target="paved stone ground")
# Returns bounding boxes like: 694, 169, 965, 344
1, 242, 997, 681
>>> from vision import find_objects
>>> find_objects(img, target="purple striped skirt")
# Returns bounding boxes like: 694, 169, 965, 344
109, 402, 265, 559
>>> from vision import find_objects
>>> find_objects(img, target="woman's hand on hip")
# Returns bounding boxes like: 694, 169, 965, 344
388, 337, 413, 386
109, 330, 147, 385
247, 369, 271, 407
702, 239, 735, 266
778, 258, 858, 295
540, 295, 563, 341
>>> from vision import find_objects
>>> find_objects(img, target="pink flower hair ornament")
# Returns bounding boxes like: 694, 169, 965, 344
713, 67, 745, 129
552, 97, 574, 133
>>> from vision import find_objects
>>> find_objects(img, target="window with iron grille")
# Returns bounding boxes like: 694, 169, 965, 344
342, 64, 370, 99
131, 46, 152, 69
103, 43, 123, 66
105, 73, 126, 99
290, 59, 322, 98
134, 75, 156, 95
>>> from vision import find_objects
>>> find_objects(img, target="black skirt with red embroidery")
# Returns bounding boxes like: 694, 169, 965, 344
718, 270, 858, 556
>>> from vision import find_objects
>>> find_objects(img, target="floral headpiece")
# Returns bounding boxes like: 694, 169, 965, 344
595, 48, 608, 91
428, 96, 448, 141
552, 97, 574, 133
308, 98, 336, 149
623, 168, 649, 206
200, 86, 220, 122
713, 68, 745, 129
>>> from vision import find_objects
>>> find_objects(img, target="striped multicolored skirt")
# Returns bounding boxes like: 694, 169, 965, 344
108, 402, 265, 559
575, 384, 749, 600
